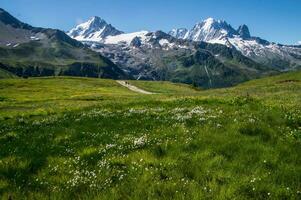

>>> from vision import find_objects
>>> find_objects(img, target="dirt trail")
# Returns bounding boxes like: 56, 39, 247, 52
116, 81, 155, 94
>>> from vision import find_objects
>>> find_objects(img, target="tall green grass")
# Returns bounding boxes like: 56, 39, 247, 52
0, 72, 300, 199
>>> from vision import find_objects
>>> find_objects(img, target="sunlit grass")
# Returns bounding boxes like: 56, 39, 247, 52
0, 71, 300, 199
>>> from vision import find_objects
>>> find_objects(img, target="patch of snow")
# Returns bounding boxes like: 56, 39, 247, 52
71, 27, 106, 42
159, 39, 170, 46
226, 37, 289, 58
204, 65, 212, 87
220, 30, 228, 34
207, 38, 228, 46
104, 31, 149, 45
177, 45, 189, 49
202, 18, 215, 32
30, 36, 40, 41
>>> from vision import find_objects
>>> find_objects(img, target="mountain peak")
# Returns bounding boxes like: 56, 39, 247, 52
91, 16, 101, 20
237, 24, 251, 39
203, 17, 215, 23
185, 17, 236, 41
200, 18, 217, 31
75, 16, 107, 32
68, 16, 123, 42
202, 17, 225, 24
87, 16, 106, 25
202, 17, 226, 25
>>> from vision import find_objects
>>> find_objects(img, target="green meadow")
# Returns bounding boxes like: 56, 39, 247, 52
0, 71, 300, 199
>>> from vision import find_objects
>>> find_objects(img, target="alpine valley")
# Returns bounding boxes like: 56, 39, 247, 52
67, 16, 301, 87
1, 4, 301, 200
1, 8, 301, 88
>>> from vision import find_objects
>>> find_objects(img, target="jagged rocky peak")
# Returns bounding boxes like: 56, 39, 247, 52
187, 17, 237, 41
195, 18, 234, 32
67, 16, 123, 41
84, 16, 108, 30
145, 30, 175, 46
152, 30, 171, 38
237, 24, 251, 39
130, 36, 142, 47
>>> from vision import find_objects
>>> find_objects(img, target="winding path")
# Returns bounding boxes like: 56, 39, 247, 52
116, 81, 155, 94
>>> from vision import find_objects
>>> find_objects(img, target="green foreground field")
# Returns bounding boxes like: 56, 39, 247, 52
0, 72, 301, 199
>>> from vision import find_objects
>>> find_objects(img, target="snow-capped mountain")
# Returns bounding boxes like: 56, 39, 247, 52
67, 17, 187, 53
174, 18, 237, 42
67, 17, 153, 46
87, 30, 192, 80
170, 18, 301, 70
67, 16, 123, 42
0, 9, 126, 79
68, 17, 274, 87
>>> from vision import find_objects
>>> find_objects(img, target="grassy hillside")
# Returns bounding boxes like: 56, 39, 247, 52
0, 72, 300, 199
0, 68, 17, 79
0, 39, 126, 79
0, 77, 199, 118
199, 70, 301, 107
0, 8, 126, 79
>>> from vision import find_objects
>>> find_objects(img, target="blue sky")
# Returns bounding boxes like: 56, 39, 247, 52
2, 0, 301, 44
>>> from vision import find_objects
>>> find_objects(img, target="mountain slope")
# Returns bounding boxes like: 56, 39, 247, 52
0, 8, 126, 79
68, 18, 275, 88
170, 18, 301, 70
0, 67, 17, 78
